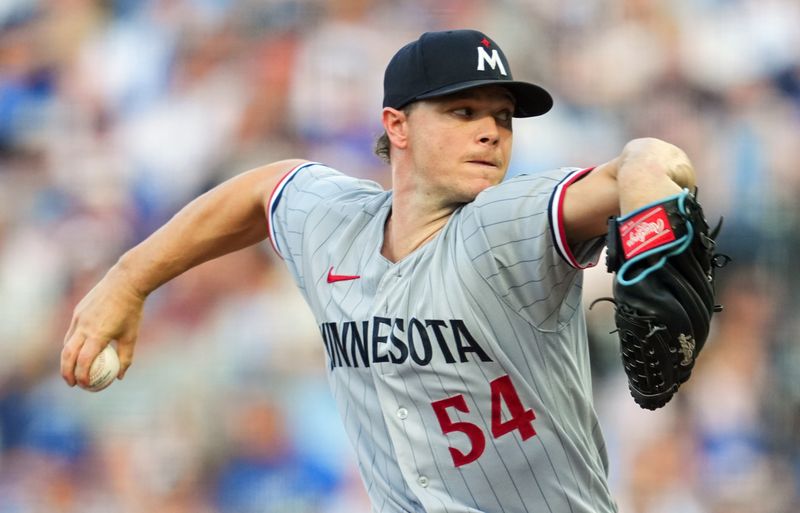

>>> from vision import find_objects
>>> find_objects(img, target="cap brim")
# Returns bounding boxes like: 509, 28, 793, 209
414, 79, 553, 117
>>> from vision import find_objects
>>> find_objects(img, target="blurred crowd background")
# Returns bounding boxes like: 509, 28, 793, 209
1, 0, 799, 512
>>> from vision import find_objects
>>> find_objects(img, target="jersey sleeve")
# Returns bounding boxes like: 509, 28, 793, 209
460, 167, 605, 331
266, 162, 378, 293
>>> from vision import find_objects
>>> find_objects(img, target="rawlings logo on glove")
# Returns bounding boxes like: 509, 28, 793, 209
620, 206, 675, 259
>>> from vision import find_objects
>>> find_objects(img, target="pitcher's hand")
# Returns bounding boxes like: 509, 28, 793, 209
61, 266, 145, 389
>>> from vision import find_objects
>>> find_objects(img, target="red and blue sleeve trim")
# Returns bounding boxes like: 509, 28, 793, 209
266, 161, 318, 259
547, 167, 596, 269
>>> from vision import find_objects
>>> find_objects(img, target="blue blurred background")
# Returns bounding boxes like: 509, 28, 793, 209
0, 0, 799, 511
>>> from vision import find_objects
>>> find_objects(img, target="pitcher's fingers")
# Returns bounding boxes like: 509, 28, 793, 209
116, 334, 136, 380
74, 337, 107, 388
60, 333, 86, 387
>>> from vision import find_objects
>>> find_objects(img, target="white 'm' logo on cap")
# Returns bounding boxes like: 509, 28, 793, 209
476, 47, 507, 76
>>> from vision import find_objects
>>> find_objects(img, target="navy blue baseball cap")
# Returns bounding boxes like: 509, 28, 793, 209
383, 29, 553, 118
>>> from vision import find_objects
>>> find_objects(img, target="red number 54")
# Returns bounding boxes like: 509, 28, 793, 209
431, 374, 536, 467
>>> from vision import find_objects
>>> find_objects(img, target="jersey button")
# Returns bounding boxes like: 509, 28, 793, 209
397, 407, 408, 420
417, 475, 429, 488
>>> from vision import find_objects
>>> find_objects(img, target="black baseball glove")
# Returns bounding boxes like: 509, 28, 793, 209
603, 189, 729, 410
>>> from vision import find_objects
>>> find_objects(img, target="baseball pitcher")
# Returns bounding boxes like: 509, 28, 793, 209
61, 30, 726, 513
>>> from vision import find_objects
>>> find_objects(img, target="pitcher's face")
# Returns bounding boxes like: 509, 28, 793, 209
406, 86, 515, 204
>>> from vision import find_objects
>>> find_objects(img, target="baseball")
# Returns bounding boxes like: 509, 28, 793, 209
87, 345, 120, 392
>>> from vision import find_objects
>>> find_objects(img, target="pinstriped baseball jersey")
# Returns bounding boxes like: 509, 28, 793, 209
268, 162, 617, 513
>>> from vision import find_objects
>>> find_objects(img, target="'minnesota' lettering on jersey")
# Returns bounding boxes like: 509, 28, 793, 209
320, 318, 493, 370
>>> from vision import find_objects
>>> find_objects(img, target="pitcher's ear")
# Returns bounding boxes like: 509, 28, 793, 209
382, 107, 410, 150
